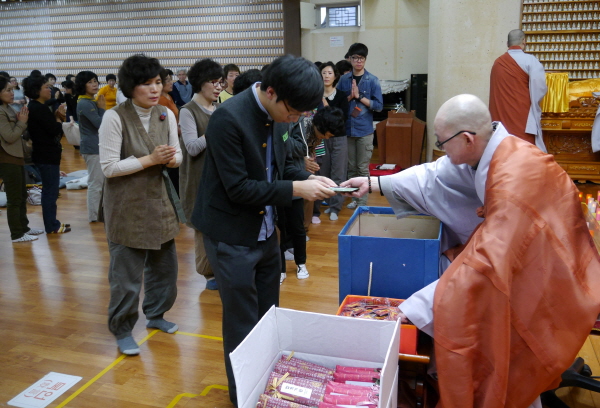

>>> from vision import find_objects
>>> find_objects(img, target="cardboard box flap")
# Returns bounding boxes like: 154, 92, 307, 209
230, 306, 280, 407
347, 213, 440, 239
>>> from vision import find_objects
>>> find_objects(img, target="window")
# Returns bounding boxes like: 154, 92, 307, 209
320, 5, 360, 28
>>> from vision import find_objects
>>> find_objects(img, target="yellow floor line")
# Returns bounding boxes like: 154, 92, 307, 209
54, 329, 223, 407
55, 330, 159, 407
175, 331, 223, 341
166, 385, 229, 408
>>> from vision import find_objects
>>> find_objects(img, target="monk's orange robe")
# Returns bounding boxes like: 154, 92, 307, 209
489, 47, 535, 144
433, 136, 600, 407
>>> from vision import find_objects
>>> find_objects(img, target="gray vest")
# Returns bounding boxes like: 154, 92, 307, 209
179, 101, 213, 227
102, 99, 179, 249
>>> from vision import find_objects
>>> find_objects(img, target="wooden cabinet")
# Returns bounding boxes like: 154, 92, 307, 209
521, 0, 600, 80
541, 99, 600, 183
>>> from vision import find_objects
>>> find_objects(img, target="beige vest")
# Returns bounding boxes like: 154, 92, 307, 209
102, 99, 179, 249
179, 101, 213, 227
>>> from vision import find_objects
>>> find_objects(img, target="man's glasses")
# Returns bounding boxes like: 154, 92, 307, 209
282, 100, 302, 122
209, 79, 227, 88
351, 55, 366, 62
435, 130, 476, 150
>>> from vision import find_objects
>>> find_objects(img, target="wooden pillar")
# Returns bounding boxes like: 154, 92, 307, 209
282, 0, 301, 56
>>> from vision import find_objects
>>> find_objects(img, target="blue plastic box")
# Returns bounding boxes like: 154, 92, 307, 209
338, 206, 442, 303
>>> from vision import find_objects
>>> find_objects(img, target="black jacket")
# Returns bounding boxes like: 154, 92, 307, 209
191, 86, 311, 247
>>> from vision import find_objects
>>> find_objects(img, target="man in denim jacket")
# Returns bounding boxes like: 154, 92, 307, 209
336, 43, 383, 208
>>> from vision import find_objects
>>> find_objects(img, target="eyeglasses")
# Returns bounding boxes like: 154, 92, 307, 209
282, 100, 302, 122
209, 80, 227, 88
435, 130, 476, 150
351, 55, 366, 62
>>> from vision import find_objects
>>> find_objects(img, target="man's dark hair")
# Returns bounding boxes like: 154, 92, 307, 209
335, 60, 352, 76
313, 106, 346, 137
188, 59, 224, 94
22, 75, 47, 99
106, 74, 117, 82
347, 43, 368, 58
30, 70, 42, 77
261, 64, 270, 72
62, 80, 74, 90
66, 74, 75, 81
260, 55, 323, 112
314, 61, 322, 67
74, 71, 98, 96
0, 77, 9, 95
319, 61, 341, 86
223, 63, 240, 77
165, 69, 174, 76
232, 69, 262, 95
0, 71, 10, 79
45, 73, 57, 81
118, 54, 163, 98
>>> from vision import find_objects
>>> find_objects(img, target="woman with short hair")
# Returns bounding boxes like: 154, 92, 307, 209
23, 74, 69, 234
75, 71, 106, 222
99, 54, 183, 356
0, 76, 43, 242
97, 74, 118, 110
179, 58, 224, 291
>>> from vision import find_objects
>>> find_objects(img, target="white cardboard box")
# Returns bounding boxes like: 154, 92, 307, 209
230, 306, 400, 408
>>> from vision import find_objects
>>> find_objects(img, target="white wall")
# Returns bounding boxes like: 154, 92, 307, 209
301, 0, 429, 81
426, 0, 521, 158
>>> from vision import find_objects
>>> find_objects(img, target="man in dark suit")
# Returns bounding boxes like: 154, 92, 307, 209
191, 55, 336, 406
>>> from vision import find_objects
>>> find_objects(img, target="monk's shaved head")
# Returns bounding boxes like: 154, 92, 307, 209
434, 94, 493, 166
435, 94, 492, 138
507, 29, 525, 47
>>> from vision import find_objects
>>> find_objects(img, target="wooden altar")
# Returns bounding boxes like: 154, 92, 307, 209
541, 98, 600, 183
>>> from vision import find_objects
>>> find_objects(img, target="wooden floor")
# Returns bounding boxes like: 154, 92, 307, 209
0, 141, 598, 408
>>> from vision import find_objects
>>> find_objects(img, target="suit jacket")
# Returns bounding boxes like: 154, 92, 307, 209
0, 104, 27, 159
191, 86, 311, 247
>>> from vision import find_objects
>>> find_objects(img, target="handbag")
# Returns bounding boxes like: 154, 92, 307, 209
26, 186, 42, 205
62, 120, 80, 146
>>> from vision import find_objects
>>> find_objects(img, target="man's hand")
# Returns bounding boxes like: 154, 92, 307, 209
340, 177, 369, 198
398, 310, 410, 324
304, 156, 320, 174
293, 177, 336, 201
351, 79, 360, 99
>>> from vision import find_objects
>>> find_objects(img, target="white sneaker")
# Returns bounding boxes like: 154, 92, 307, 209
297, 264, 309, 279
280, 273, 287, 284
311, 216, 321, 224
329, 212, 338, 221
12, 234, 38, 243
26, 228, 44, 235
284, 250, 294, 261
347, 201, 358, 209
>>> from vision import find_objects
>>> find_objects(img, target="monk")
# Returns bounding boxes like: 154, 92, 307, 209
342, 94, 600, 408
489, 29, 547, 152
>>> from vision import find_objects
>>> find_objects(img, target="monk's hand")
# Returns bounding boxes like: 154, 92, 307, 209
340, 177, 369, 197
293, 178, 336, 201
398, 310, 410, 324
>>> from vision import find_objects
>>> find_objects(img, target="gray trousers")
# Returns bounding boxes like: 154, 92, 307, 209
203, 232, 280, 407
347, 134, 374, 205
315, 136, 348, 215
83, 154, 105, 222
107, 239, 178, 339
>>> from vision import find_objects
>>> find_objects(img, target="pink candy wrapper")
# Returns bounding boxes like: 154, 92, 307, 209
256, 394, 312, 408
335, 365, 382, 375
265, 372, 326, 407
325, 381, 379, 398
322, 393, 378, 407
333, 371, 380, 384
274, 361, 335, 382
280, 354, 335, 376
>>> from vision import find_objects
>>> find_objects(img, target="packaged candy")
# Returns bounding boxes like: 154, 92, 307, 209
274, 361, 334, 382
264, 372, 326, 407
333, 371, 380, 384
280, 354, 335, 376
322, 393, 378, 407
325, 381, 379, 397
335, 365, 382, 375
